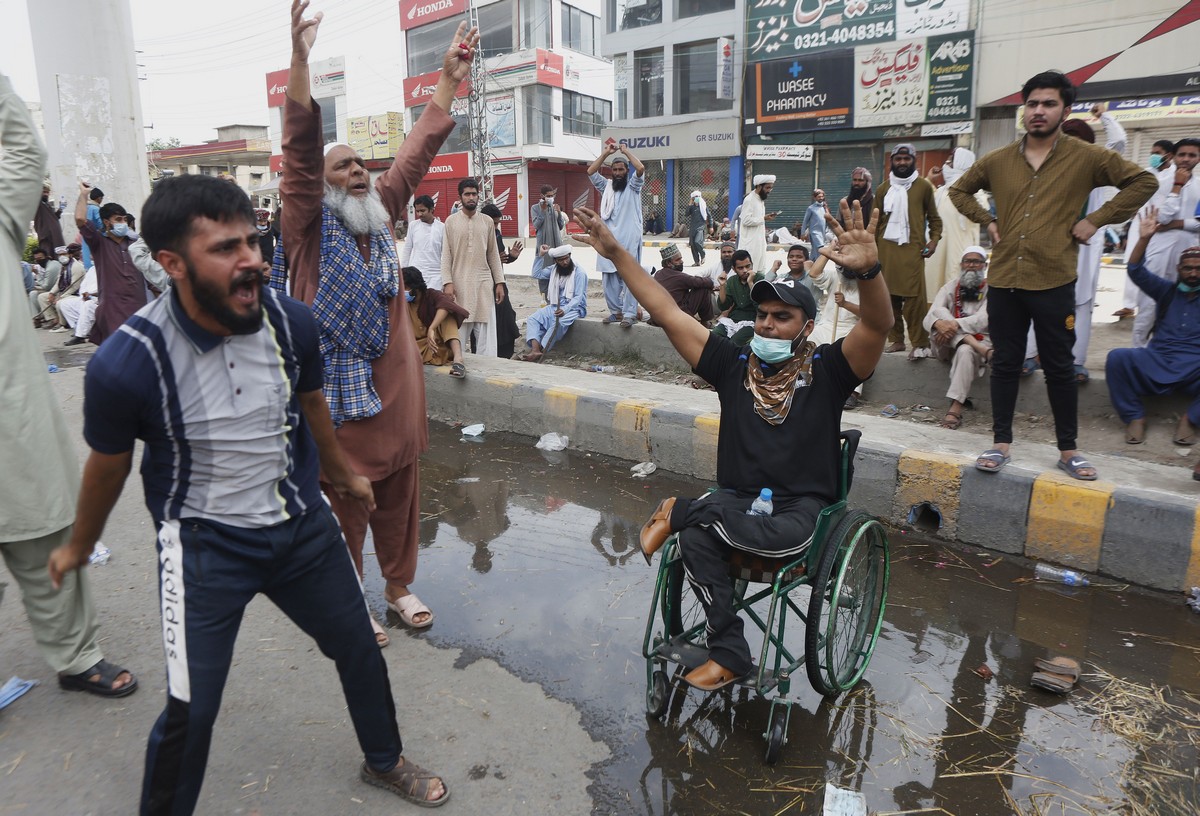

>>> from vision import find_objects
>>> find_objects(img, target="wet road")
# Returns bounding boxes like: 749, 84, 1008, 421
381, 422, 1200, 816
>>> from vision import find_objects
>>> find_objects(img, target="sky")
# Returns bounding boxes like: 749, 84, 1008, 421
3, 0, 423, 146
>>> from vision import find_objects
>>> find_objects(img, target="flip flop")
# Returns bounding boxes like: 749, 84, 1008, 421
448, 362, 466, 378
1074, 365, 1090, 384
1020, 358, 1040, 377
371, 617, 390, 648
1174, 416, 1195, 446
1057, 456, 1098, 481
388, 593, 434, 629
975, 449, 1011, 473
1125, 418, 1146, 445
1031, 655, 1081, 694
58, 659, 139, 698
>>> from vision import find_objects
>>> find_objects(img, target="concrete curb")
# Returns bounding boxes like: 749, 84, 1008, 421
424, 355, 1200, 594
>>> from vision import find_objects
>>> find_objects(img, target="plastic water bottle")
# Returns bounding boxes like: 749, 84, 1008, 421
747, 488, 774, 517
1034, 563, 1089, 586
88, 542, 111, 566
591, 365, 615, 373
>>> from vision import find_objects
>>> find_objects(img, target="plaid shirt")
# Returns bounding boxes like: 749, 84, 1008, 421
312, 205, 400, 426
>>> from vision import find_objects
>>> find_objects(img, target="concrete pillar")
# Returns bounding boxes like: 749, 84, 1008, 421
27, 0, 150, 243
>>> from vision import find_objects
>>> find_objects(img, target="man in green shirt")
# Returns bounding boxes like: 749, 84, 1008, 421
949, 70, 1156, 480
712, 248, 763, 346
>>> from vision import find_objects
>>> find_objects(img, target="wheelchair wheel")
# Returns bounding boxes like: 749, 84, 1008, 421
804, 510, 889, 696
763, 705, 788, 765
662, 556, 705, 640
646, 670, 669, 718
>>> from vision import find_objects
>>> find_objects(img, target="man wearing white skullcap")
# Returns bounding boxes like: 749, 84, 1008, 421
522, 245, 588, 361
923, 246, 991, 430
588, 142, 646, 327
738, 174, 778, 275
685, 190, 709, 266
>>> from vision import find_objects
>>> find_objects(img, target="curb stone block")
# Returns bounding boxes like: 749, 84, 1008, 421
650, 406, 705, 479
1025, 474, 1114, 571
957, 467, 1033, 555
1102, 488, 1196, 590
848, 443, 902, 522
893, 450, 965, 539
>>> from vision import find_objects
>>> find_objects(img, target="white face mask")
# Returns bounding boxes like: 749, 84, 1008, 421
545, 196, 554, 205
58, 255, 69, 263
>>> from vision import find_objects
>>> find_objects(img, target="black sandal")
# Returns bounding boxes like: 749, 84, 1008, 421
58, 659, 138, 698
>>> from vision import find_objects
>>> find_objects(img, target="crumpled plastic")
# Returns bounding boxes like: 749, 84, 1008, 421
1187, 587, 1200, 613
461, 424, 485, 436
0, 676, 38, 711
535, 432, 569, 451
630, 462, 657, 478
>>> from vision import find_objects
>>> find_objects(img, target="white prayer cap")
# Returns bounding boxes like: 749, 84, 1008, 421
962, 245, 988, 262
690, 189, 702, 198
323, 142, 352, 157
752, 174, 777, 186
548, 245, 572, 258
54, 245, 68, 254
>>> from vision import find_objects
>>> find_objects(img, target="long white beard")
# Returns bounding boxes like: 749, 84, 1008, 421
323, 183, 391, 235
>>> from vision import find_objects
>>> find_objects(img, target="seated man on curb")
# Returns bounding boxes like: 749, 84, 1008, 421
574, 200, 890, 691
1107, 208, 1200, 470
923, 246, 992, 430
522, 244, 587, 361
711, 249, 763, 346
650, 244, 715, 326
403, 266, 469, 378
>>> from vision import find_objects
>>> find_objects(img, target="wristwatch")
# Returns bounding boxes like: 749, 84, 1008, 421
852, 262, 882, 280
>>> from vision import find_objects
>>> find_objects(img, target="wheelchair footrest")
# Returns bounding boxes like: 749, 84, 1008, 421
651, 639, 761, 689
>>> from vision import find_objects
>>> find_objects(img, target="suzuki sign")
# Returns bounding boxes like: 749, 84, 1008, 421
600, 118, 740, 160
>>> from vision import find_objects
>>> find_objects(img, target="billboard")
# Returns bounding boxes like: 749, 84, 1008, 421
746, 51, 855, 131
402, 70, 468, 108
399, 0, 467, 31
265, 57, 346, 107
348, 116, 371, 157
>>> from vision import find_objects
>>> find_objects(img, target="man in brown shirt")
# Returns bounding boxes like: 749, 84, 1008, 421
652, 244, 715, 325
281, 1, 468, 654
950, 70, 1156, 480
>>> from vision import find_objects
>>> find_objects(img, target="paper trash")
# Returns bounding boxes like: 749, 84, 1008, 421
535, 432, 569, 451
823, 782, 867, 816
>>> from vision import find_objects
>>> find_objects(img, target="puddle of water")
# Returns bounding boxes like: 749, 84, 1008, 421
361, 422, 1200, 816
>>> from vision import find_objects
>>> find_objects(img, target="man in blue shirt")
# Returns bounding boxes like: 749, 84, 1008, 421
47, 173, 449, 813
801, 189, 829, 251
1108, 207, 1200, 479
588, 142, 645, 327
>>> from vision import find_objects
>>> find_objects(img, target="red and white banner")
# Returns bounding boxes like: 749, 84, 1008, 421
399, 0, 467, 31
266, 69, 290, 108
424, 152, 471, 178
536, 49, 564, 88
490, 174, 518, 226
402, 70, 469, 108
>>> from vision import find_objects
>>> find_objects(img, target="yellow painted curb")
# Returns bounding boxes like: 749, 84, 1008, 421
692, 413, 720, 476
485, 377, 518, 388
543, 387, 583, 434
1184, 505, 1200, 591
613, 399, 658, 460
894, 449, 965, 536
1025, 473, 1115, 571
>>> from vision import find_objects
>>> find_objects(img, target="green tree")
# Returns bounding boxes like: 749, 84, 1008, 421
147, 136, 182, 151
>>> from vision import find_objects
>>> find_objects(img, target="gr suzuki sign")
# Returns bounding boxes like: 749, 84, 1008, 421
400, 0, 466, 31
600, 118, 739, 160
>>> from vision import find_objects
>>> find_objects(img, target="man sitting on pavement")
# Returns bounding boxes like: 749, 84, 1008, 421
403, 265, 468, 378
923, 246, 992, 430
1107, 208, 1200, 474
650, 244, 714, 326
60, 264, 99, 347
712, 248, 762, 346
574, 198, 890, 691
28, 246, 59, 325
522, 244, 587, 362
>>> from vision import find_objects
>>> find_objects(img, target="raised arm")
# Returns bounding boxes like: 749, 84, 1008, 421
286, 0, 321, 112
588, 142, 618, 176
620, 145, 645, 177
575, 206, 709, 367
820, 201, 891, 381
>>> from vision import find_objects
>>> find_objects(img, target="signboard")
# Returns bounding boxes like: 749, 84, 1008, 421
748, 51, 854, 130
745, 0, 970, 64
399, 0, 467, 31
348, 116, 371, 156
266, 68, 289, 108
921, 121, 973, 136
486, 94, 516, 147
402, 70, 468, 108
424, 151, 471, 178
746, 144, 814, 161
265, 57, 345, 107
368, 114, 390, 159
600, 117, 740, 160
717, 37, 735, 100
536, 50, 564, 88
925, 31, 974, 122
269, 154, 284, 174
388, 111, 405, 156
490, 174, 518, 226
1069, 95, 1200, 124
853, 39, 927, 128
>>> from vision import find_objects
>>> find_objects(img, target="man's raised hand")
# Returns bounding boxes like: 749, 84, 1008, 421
573, 206, 624, 260
442, 22, 480, 83
821, 199, 879, 274
1139, 205, 1161, 237
291, 0, 322, 61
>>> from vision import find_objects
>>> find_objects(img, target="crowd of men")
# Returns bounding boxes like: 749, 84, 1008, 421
5, 15, 1199, 810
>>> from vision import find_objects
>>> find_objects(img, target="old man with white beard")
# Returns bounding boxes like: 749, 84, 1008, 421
739, 174, 777, 275
281, 0, 478, 649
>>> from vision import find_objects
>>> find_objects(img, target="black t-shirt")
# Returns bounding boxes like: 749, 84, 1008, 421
696, 334, 861, 503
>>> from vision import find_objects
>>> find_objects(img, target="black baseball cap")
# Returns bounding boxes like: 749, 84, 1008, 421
751, 278, 818, 321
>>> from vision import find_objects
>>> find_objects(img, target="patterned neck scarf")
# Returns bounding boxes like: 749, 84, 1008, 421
312, 205, 400, 426
954, 281, 987, 341
743, 340, 815, 425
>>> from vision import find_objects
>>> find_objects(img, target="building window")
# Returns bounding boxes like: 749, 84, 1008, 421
525, 85, 552, 145
673, 40, 727, 115
318, 95, 340, 144
634, 49, 664, 118
561, 4, 598, 55
406, 17, 464, 75
608, 0, 662, 32
616, 88, 628, 121
411, 103, 471, 155
478, 0, 515, 58
563, 90, 611, 137
676, 0, 733, 19
521, 0, 550, 49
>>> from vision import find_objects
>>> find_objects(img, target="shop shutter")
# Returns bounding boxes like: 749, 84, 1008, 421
743, 159, 815, 236
675, 159, 731, 234
816, 144, 882, 203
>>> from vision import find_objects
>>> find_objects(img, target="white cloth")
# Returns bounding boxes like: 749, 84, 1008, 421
738, 190, 768, 273
400, 217, 446, 291
882, 171, 916, 245
752, 174, 776, 187
600, 182, 616, 220
547, 244, 572, 259
691, 190, 708, 222
941, 147, 975, 188
1098, 112, 1127, 154
809, 264, 859, 346
547, 262, 582, 302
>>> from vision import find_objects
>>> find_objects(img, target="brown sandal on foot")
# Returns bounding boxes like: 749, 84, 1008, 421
941, 410, 962, 430
360, 757, 450, 808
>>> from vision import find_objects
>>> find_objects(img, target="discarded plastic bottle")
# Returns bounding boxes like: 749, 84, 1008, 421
591, 365, 616, 373
747, 488, 774, 517
1034, 563, 1089, 586
89, 542, 111, 566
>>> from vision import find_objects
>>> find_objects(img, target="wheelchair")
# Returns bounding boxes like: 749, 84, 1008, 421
640, 430, 890, 764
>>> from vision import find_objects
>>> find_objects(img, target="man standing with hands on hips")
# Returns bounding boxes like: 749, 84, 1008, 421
950, 70, 1157, 480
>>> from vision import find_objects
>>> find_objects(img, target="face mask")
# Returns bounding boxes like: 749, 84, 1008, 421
1149, 154, 1164, 170
257, 223, 270, 233
749, 333, 797, 364
404, 291, 415, 302
545, 197, 554, 205
57, 254, 69, 263
1178, 281, 1200, 294
110, 223, 129, 237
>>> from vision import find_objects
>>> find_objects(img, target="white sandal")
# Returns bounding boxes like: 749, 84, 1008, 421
388, 594, 434, 629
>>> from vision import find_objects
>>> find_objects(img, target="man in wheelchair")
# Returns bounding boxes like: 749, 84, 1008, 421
575, 200, 892, 692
